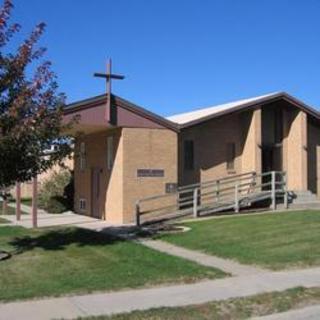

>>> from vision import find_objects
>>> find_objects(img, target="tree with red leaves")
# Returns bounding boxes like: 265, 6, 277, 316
0, 0, 73, 193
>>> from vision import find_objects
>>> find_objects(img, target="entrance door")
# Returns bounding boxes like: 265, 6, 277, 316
262, 147, 273, 173
91, 168, 101, 218
262, 145, 283, 189
262, 145, 282, 173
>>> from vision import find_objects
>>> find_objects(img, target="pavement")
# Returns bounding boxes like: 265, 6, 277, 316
139, 238, 268, 276
251, 304, 320, 320
1, 267, 320, 320
4, 203, 117, 229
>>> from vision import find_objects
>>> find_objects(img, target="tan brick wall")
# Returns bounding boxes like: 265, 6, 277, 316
284, 110, 307, 190
179, 111, 262, 186
74, 127, 177, 224
241, 108, 262, 174
180, 115, 240, 185
105, 130, 124, 223
307, 118, 320, 196
122, 128, 178, 223
74, 129, 123, 220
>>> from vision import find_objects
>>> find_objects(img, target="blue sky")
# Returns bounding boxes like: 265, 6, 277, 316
11, 0, 320, 116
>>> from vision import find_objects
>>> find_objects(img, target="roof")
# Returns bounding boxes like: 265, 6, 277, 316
65, 91, 320, 132
166, 92, 320, 128
64, 93, 179, 132
167, 93, 279, 124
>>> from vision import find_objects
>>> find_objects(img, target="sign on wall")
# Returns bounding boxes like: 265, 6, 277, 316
137, 169, 164, 177
165, 183, 177, 193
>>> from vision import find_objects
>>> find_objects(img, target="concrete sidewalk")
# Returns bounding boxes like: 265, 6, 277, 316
8, 202, 35, 214
1, 267, 320, 320
4, 203, 116, 229
139, 239, 268, 276
2, 210, 107, 228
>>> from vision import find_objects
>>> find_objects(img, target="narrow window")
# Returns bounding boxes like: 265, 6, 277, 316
226, 143, 236, 171
79, 198, 86, 212
184, 140, 194, 170
107, 136, 114, 170
80, 142, 86, 171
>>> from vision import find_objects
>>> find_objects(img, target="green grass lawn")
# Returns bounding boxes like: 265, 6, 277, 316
0, 226, 225, 302
159, 211, 320, 270
76, 287, 320, 320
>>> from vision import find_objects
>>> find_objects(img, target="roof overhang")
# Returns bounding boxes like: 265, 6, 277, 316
63, 94, 179, 135
63, 91, 320, 135
177, 92, 320, 129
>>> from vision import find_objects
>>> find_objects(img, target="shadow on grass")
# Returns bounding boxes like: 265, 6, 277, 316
9, 228, 125, 254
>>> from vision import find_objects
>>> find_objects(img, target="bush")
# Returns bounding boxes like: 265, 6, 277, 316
38, 170, 74, 214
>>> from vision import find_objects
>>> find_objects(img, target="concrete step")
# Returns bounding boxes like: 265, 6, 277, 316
293, 190, 314, 195
291, 194, 318, 200
288, 202, 320, 210
277, 201, 320, 210
288, 190, 319, 204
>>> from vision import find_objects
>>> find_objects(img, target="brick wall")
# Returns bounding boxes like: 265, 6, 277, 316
74, 127, 178, 224
307, 118, 320, 196
122, 128, 178, 223
74, 129, 122, 220
179, 110, 261, 186
283, 109, 307, 190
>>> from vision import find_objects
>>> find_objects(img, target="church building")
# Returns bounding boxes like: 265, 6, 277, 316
64, 91, 320, 224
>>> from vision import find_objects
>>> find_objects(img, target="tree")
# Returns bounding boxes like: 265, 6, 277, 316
0, 0, 73, 194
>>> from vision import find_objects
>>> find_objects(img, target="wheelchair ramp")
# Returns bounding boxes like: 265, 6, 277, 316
135, 171, 288, 226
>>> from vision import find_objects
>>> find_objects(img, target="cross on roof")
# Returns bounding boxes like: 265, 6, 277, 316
94, 58, 125, 97
94, 59, 125, 122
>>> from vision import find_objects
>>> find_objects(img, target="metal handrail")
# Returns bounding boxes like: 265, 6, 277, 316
178, 171, 255, 191
135, 171, 288, 226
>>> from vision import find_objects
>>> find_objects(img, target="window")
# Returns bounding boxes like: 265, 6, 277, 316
79, 198, 86, 211
226, 143, 236, 171
107, 136, 114, 170
184, 140, 194, 170
80, 142, 86, 171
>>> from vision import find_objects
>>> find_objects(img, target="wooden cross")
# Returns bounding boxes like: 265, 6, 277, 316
94, 59, 125, 122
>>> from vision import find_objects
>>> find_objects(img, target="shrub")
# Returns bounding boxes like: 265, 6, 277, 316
38, 170, 74, 213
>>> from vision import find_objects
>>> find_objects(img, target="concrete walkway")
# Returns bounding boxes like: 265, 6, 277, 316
2, 206, 116, 229
2, 211, 107, 228
251, 304, 320, 320
8, 202, 35, 214
1, 267, 320, 320
139, 239, 268, 276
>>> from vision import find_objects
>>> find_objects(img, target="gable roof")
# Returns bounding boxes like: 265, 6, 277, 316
166, 92, 320, 128
167, 93, 278, 124
64, 93, 179, 132
65, 91, 320, 132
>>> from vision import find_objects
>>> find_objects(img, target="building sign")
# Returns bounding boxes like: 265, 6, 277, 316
166, 183, 177, 193
137, 169, 164, 177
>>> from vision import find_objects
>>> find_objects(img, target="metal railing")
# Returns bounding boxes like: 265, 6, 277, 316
135, 171, 288, 226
